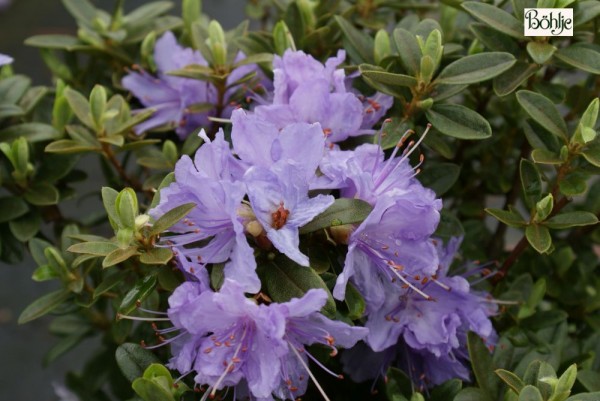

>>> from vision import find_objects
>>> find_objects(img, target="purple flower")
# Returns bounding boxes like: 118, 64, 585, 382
342, 238, 497, 389
166, 279, 367, 400
0, 53, 13, 67
333, 191, 442, 311
123, 32, 262, 139
314, 129, 430, 205
253, 49, 392, 143
244, 164, 334, 266
150, 130, 260, 292
230, 108, 326, 180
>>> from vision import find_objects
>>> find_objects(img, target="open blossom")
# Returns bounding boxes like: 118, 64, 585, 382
333, 192, 441, 311
342, 238, 497, 388
122, 31, 261, 139
245, 164, 334, 266
253, 49, 392, 143
0, 53, 13, 66
166, 279, 367, 400
150, 130, 259, 292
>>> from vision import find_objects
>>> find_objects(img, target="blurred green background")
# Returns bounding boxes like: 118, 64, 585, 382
0, 1, 244, 400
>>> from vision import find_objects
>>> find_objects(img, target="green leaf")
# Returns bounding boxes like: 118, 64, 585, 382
454, 387, 491, 401
149, 173, 175, 210
532, 149, 562, 164
485, 208, 527, 227
62, 0, 97, 26
544, 212, 598, 229
418, 162, 460, 196
495, 369, 525, 394
470, 23, 520, 53
0, 197, 28, 223
554, 364, 577, 400
565, 393, 600, 401
124, 1, 173, 26
429, 379, 463, 401
44, 140, 100, 154
64, 88, 93, 128
25, 34, 83, 50
262, 257, 336, 316
392, 28, 421, 75
526, 224, 552, 253
519, 386, 544, 401
535, 194, 554, 222
0, 104, 23, 120
0, 123, 60, 142
0, 75, 31, 103
583, 142, 600, 167
345, 283, 366, 320
467, 332, 499, 400
94, 271, 127, 299
44, 330, 89, 366
359, 64, 417, 88
9, 211, 41, 241
493, 62, 540, 97
559, 173, 588, 196
517, 90, 568, 139
462, 2, 525, 39
18, 289, 70, 324
554, 46, 600, 74
23, 183, 60, 206
577, 370, 600, 392
103, 246, 139, 268
425, 104, 492, 140
233, 53, 273, 68
68, 241, 118, 256
89, 85, 107, 130
132, 378, 175, 401
149, 203, 195, 236
32, 264, 58, 282
334, 16, 374, 64
520, 158, 542, 209
435, 52, 516, 85
116, 188, 138, 229
115, 343, 160, 382
139, 248, 173, 265
118, 275, 157, 315
527, 42, 557, 65
299, 198, 373, 234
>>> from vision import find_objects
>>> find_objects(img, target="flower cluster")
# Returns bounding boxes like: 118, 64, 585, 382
148, 47, 497, 399
165, 279, 367, 401
122, 32, 263, 139
342, 238, 498, 389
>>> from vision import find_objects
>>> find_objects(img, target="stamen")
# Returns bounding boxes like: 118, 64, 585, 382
288, 342, 332, 401
305, 350, 343, 379
386, 261, 433, 300
431, 278, 452, 291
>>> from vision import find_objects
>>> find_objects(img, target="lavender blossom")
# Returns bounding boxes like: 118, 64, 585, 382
332, 192, 442, 311
0, 53, 13, 66
342, 238, 497, 389
123, 32, 261, 139
253, 49, 392, 143
164, 279, 367, 400
150, 130, 259, 292
244, 164, 334, 266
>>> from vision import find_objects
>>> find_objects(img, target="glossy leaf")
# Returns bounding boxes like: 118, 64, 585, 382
299, 198, 373, 234
425, 104, 492, 139
18, 289, 70, 324
115, 343, 160, 382
544, 212, 598, 229
149, 203, 195, 236
435, 52, 516, 85
462, 2, 525, 39
526, 224, 552, 253
517, 91, 568, 139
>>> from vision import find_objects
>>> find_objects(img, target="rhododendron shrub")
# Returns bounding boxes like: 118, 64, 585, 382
4, 1, 600, 401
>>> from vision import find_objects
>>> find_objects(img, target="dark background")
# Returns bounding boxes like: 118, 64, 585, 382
0, 1, 245, 399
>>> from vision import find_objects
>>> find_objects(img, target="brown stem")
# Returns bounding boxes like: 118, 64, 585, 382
102, 144, 143, 192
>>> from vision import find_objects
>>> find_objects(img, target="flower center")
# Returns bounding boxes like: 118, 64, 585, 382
271, 202, 290, 230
